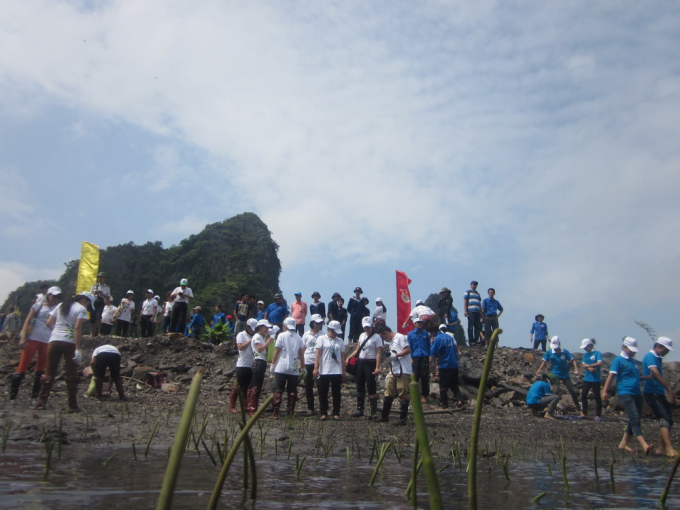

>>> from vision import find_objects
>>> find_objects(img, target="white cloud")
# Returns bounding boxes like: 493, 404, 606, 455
0, 261, 62, 305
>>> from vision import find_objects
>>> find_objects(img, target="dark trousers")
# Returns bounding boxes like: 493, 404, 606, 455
355, 359, 377, 398
533, 338, 547, 351
348, 316, 363, 342
45, 341, 77, 379
101, 323, 113, 335
249, 360, 266, 390
467, 311, 482, 344
235, 367, 253, 394
645, 392, 673, 428
170, 302, 188, 334
483, 315, 499, 342
318, 374, 342, 416
141, 315, 155, 338
619, 393, 643, 437
296, 324, 305, 336
581, 381, 602, 417
412, 356, 430, 397
93, 352, 122, 379
275, 373, 299, 395
528, 394, 560, 414
161, 315, 171, 333
91, 297, 105, 323
438, 368, 461, 407
115, 319, 130, 337
304, 363, 315, 410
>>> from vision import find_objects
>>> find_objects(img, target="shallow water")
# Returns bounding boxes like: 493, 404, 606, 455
0, 443, 678, 509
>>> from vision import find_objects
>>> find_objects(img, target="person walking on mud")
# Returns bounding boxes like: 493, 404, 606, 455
313, 320, 346, 421
10, 286, 62, 405
346, 316, 383, 419
302, 314, 324, 416
535, 336, 581, 415
642, 336, 677, 456
90, 344, 126, 401
580, 338, 603, 421
246, 319, 275, 415
530, 314, 549, 351
602, 337, 654, 455
408, 317, 431, 403
170, 279, 193, 335
35, 291, 94, 412
377, 326, 411, 426
270, 317, 305, 418
230, 318, 258, 413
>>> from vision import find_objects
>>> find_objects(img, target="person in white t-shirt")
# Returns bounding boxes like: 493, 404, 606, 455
35, 291, 94, 412
90, 344, 126, 401
378, 327, 413, 426
10, 286, 62, 405
115, 291, 136, 337
301, 314, 324, 416
160, 292, 174, 334
346, 316, 384, 419
313, 320, 346, 421
170, 278, 194, 335
139, 290, 158, 338
90, 272, 111, 337
270, 317, 305, 418
246, 319, 275, 415
229, 318, 259, 414
100, 295, 117, 335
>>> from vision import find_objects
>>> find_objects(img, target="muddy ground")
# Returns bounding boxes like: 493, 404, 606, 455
1, 334, 679, 463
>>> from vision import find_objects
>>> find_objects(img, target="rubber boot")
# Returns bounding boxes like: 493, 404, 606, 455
9, 373, 24, 403
368, 396, 378, 420
270, 392, 282, 419
31, 372, 44, 403
34, 376, 53, 410
251, 388, 261, 417
229, 388, 239, 413
287, 393, 298, 416
351, 395, 365, 418
94, 377, 104, 400
246, 388, 256, 416
66, 376, 81, 412
114, 377, 127, 401
393, 400, 409, 426
377, 396, 394, 423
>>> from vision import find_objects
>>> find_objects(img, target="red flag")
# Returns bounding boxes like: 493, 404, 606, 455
396, 271, 413, 335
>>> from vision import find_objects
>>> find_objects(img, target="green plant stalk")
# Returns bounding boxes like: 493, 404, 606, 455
502, 455, 510, 481
593, 445, 598, 479
103, 452, 117, 466
58, 411, 64, 459
547, 463, 552, 476
202, 440, 217, 466
155, 370, 204, 510
561, 455, 569, 495
145, 419, 161, 457
43, 440, 54, 481
369, 442, 392, 487
467, 328, 502, 510
242, 439, 249, 492
659, 451, 680, 505
531, 492, 546, 502
206, 394, 274, 510
132, 442, 137, 461
287, 434, 293, 459
1, 419, 11, 453
296, 454, 307, 481
609, 461, 615, 486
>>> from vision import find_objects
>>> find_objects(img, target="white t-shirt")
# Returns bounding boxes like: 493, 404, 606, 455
274, 331, 303, 375
389, 333, 412, 376
171, 286, 194, 304
117, 299, 135, 322
163, 301, 173, 317
410, 305, 435, 321
35, 293, 47, 305
356, 332, 383, 360
90, 283, 111, 299
316, 335, 344, 375
251, 333, 268, 362
49, 303, 88, 344
373, 305, 387, 321
302, 330, 321, 365
236, 331, 254, 368
91, 345, 121, 359
28, 303, 57, 343
101, 305, 117, 325
141, 298, 158, 316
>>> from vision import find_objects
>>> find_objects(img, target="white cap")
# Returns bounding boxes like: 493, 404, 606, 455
375, 297, 383, 302
328, 320, 343, 334
657, 336, 674, 351
47, 286, 62, 296
77, 291, 96, 309
623, 336, 638, 352
246, 318, 258, 330
580, 338, 593, 350
550, 336, 560, 350
311, 314, 324, 323
269, 325, 280, 336
126, 290, 134, 295
257, 319, 272, 328
439, 323, 447, 330
154, 295, 160, 301
416, 300, 424, 305
283, 317, 297, 330
361, 316, 373, 328
147, 289, 153, 294
257, 300, 264, 305
180, 278, 188, 285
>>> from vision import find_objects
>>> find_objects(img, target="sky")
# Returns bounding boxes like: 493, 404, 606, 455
1, 1, 679, 359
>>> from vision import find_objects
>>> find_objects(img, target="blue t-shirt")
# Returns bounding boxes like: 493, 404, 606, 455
526, 381, 551, 406
448, 310, 459, 324
609, 355, 641, 396
256, 309, 266, 320
582, 350, 603, 383
542, 349, 574, 379
189, 313, 205, 329
642, 351, 665, 395
213, 313, 226, 328
482, 298, 503, 317
431, 332, 459, 369
407, 328, 430, 358
530, 322, 548, 341
266, 303, 288, 324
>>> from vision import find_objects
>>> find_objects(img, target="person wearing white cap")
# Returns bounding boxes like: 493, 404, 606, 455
377, 326, 412, 425
115, 290, 136, 337
602, 336, 653, 454
408, 317, 431, 403
35, 291, 95, 411
100, 295, 117, 335
230, 318, 259, 414
170, 279, 193, 335
140, 290, 159, 338
313, 320, 346, 420
431, 323, 463, 409
535, 336, 581, 415
403, 301, 436, 332
9, 286, 62, 404
373, 298, 387, 322
642, 336, 676, 456
579, 338, 603, 421
346, 316, 384, 419
245, 319, 275, 415
269, 317, 306, 418
89, 272, 111, 337
302, 314, 325, 416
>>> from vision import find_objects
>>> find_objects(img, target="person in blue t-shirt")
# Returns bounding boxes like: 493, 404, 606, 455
642, 336, 676, 457
602, 336, 653, 454
579, 338, 603, 420
481, 288, 503, 342
211, 304, 227, 329
530, 314, 549, 351
431, 324, 462, 408
264, 293, 289, 327
188, 306, 206, 340
407, 318, 431, 403
535, 336, 581, 414
526, 373, 559, 419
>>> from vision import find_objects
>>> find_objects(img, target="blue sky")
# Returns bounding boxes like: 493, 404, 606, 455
1, 1, 679, 359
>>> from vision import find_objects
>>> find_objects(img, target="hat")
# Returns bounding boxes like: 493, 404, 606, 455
274, 293, 283, 299
294, 292, 302, 296
328, 320, 343, 334
180, 278, 188, 285
126, 290, 134, 295
361, 316, 373, 328
332, 292, 341, 298
416, 300, 424, 306
246, 318, 258, 329
77, 291, 96, 309
414, 316, 424, 324
154, 295, 160, 301
440, 287, 450, 293
312, 291, 321, 298
657, 336, 674, 351
623, 336, 638, 352
549, 336, 560, 350
257, 319, 272, 328
283, 317, 297, 330
439, 323, 447, 330
375, 297, 383, 303
311, 314, 324, 323
257, 300, 264, 305
193, 306, 202, 311
147, 289, 153, 294
579, 338, 593, 350
97, 272, 107, 278
269, 325, 280, 336
354, 287, 363, 293
47, 286, 62, 296
471, 280, 478, 285
535, 314, 544, 321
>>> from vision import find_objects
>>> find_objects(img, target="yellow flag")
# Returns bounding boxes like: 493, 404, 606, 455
76, 241, 100, 294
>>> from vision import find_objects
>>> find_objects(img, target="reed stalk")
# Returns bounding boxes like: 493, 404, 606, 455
531, 492, 546, 502
659, 452, 680, 506
103, 452, 117, 466
202, 440, 217, 466
43, 439, 54, 481
58, 411, 64, 459
593, 445, 598, 479
369, 442, 392, 487
296, 454, 307, 481
145, 419, 161, 457
1, 418, 11, 453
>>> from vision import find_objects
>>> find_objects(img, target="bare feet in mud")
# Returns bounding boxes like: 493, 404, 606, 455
618, 443, 634, 452
543, 413, 556, 420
